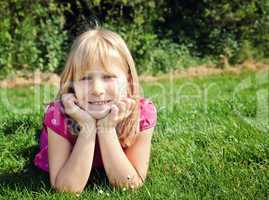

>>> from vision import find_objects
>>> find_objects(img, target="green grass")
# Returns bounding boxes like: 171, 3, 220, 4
0, 70, 269, 199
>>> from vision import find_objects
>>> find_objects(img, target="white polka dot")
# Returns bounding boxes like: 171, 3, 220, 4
51, 118, 57, 125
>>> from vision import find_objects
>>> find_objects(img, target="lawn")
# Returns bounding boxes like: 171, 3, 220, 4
0, 69, 269, 199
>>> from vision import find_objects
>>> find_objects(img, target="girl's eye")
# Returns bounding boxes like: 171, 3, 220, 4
81, 76, 92, 81
103, 75, 115, 80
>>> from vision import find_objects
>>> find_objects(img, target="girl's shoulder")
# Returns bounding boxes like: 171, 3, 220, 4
42, 100, 75, 143
43, 100, 65, 127
139, 97, 157, 131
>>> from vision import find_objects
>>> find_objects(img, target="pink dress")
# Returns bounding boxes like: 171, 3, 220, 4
34, 97, 157, 172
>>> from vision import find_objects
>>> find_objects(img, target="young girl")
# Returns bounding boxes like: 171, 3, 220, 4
34, 27, 157, 194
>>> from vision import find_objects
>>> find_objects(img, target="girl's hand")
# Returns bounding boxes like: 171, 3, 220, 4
61, 93, 96, 127
96, 97, 136, 134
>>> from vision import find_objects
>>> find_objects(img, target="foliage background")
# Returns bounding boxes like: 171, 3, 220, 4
0, 0, 268, 77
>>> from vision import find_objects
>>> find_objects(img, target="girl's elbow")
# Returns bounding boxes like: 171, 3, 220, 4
54, 185, 84, 194
128, 181, 144, 190
53, 178, 84, 194
110, 179, 144, 191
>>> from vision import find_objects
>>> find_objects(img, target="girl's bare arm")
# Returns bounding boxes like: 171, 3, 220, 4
97, 127, 154, 190
48, 125, 96, 193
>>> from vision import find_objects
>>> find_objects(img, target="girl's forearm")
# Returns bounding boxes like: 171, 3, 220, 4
55, 125, 96, 192
97, 129, 142, 188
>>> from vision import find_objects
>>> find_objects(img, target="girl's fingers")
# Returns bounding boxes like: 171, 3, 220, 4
111, 104, 119, 117
114, 100, 124, 117
98, 98, 136, 129
104, 104, 119, 127
62, 94, 76, 107
62, 93, 83, 115
62, 93, 75, 101
76, 100, 86, 110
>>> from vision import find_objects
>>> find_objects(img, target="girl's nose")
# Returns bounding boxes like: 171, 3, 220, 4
91, 79, 105, 96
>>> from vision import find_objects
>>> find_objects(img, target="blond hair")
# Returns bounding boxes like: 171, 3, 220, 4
56, 27, 140, 148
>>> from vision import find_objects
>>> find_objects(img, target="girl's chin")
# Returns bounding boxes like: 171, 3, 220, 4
85, 102, 113, 119
87, 108, 111, 119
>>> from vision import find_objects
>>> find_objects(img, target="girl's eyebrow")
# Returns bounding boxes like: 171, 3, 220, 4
82, 71, 116, 77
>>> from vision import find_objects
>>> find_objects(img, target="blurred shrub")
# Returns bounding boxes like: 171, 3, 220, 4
67, 0, 268, 73
158, 0, 269, 63
0, 0, 67, 77
0, 0, 268, 76
139, 39, 196, 75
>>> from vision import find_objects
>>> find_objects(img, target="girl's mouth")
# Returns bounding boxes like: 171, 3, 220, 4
88, 100, 112, 105
86, 100, 113, 115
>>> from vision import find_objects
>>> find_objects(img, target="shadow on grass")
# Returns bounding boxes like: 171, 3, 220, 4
0, 156, 110, 193
0, 145, 51, 192
0, 130, 110, 193
0, 163, 110, 193
1, 114, 41, 136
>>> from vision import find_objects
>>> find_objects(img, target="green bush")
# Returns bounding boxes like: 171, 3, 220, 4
0, 0, 268, 76
72, 0, 268, 73
158, 0, 269, 62
140, 40, 195, 75
0, 0, 67, 78
104, 23, 197, 74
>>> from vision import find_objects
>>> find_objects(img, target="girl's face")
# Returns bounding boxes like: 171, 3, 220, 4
73, 57, 128, 119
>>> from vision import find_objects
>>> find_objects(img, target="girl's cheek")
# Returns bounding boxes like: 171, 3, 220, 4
105, 81, 118, 100
114, 77, 128, 98
74, 82, 90, 101
106, 81, 117, 96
